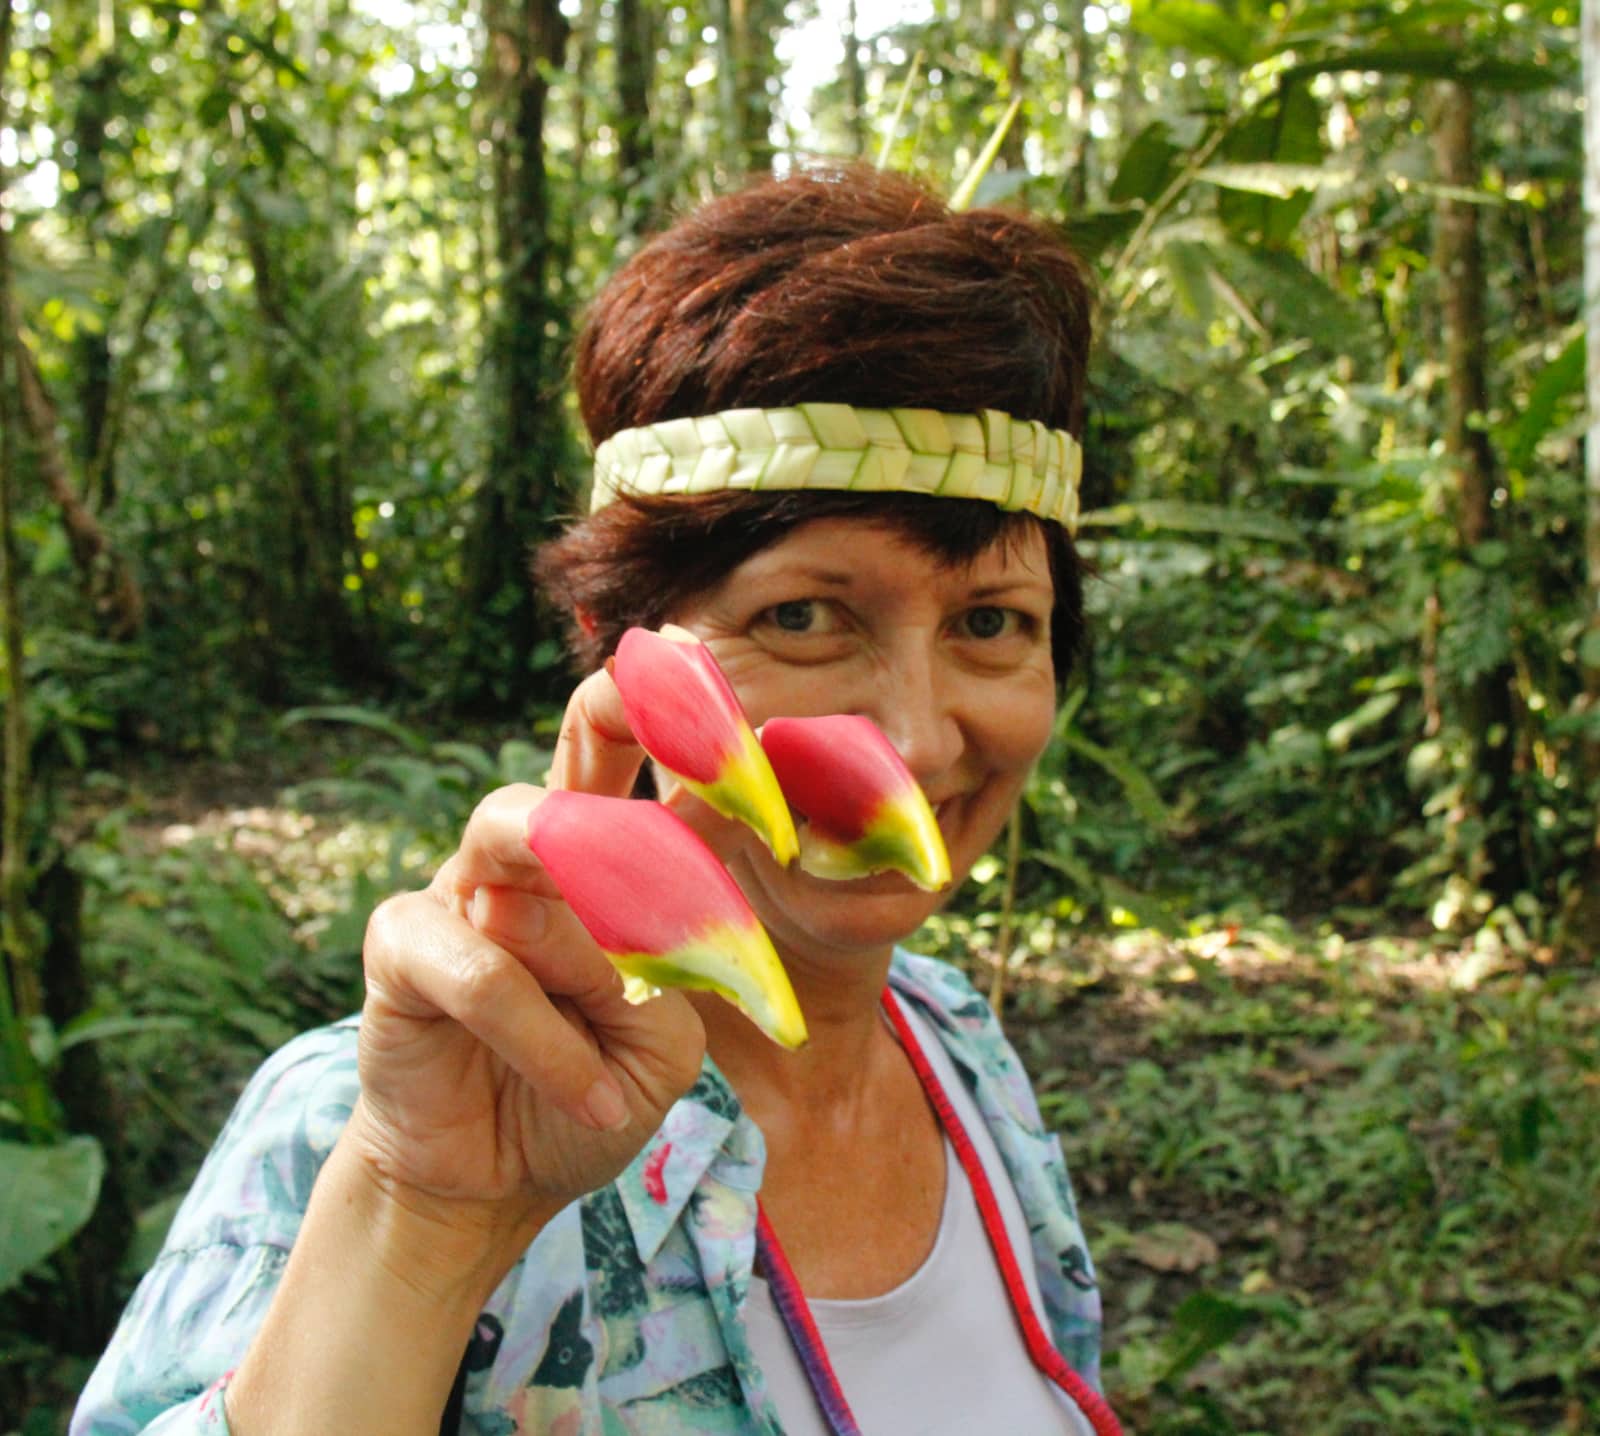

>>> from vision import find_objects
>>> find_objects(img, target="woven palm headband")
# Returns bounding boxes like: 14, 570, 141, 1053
588, 403, 1082, 533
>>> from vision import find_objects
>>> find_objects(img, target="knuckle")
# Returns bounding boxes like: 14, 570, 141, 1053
364, 891, 420, 958
454, 947, 515, 1015
470, 783, 542, 827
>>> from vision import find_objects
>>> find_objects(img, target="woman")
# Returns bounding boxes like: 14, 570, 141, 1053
74, 166, 1118, 1436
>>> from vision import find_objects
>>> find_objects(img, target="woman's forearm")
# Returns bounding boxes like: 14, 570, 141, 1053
225, 1105, 552, 1436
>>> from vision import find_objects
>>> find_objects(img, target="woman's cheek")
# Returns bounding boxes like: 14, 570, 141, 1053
989, 673, 1058, 772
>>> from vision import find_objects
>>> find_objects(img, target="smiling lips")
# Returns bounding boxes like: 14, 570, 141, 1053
530, 625, 952, 1048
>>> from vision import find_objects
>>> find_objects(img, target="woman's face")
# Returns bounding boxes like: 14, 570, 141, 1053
669, 516, 1058, 965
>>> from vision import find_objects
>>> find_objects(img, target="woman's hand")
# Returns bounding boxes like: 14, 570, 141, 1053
349, 667, 709, 1234
226, 672, 711, 1436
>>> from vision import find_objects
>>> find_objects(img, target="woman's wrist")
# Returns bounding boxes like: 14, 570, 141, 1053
338, 1099, 558, 1309
225, 1111, 552, 1436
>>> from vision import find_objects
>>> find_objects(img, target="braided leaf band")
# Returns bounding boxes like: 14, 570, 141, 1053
589, 403, 1082, 531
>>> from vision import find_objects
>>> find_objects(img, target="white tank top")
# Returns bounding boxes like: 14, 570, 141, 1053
742, 1003, 1096, 1435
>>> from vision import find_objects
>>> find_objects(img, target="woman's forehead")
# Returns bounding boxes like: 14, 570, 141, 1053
727, 515, 1053, 589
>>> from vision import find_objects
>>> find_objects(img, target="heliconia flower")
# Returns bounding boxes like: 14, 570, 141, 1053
759, 715, 952, 892
526, 791, 808, 1050
611, 625, 800, 868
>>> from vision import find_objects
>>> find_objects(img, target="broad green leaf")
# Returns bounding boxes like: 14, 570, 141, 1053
430, 741, 502, 783
1028, 846, 1100, 897
498, 739, 552, 785
1327, 691, 1401, 751
223, 1004, 299, 1052
1109, 121, 1183, 205
970, 168, 1033, 209
0, 1138, 105, 1294
1505, 331, 1583, 471
1208, 244, 1370, 360
1162, 239, 1216, 326
1130, 0, 1262, 66
279, 705, 432, 755
1060, 205, 1143, 261
57, 1014, 193, 1053
1218, 85, 1323, 247
1098, 876, 1185, 934
1579, 627, 1600, 671
1195, 162, 1355, 199
1159, 1290, 1260, 1383
1282, 48, 1568, 92
1078, 501, 1301, 544
1060, 731, 1170, 827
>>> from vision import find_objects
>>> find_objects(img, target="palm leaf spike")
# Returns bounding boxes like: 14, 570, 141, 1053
949, 95, 1023, 213
875, 49, 925, 170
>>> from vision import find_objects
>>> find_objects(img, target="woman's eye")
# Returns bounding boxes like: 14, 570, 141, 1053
772, 600, 816, 632
960, 606, 1022, 640
760, 599, 840, 636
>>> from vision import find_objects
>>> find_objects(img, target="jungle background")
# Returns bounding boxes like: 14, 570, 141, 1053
2, 0, 1597, 1431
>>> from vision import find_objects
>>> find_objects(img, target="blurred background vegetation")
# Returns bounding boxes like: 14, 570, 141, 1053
1, 0, 1596, 1431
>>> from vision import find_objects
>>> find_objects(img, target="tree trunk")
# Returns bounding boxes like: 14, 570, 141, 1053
1568, 0, 1600, 945
237, 199, 374, 682
0, 6, 143, 643
460, 0, 571, 710
1431, 79, 1525, 903
615, 0, 657, 237
70, 42, 119, 510
844, 0, 866, 158
983, 0, 1027, 172
711, 0, 774, 178
1066, 0, 1094, 209
1, 309, 145, 640
0, 128, 35, 1030
36, 851, 132, 1347
0, 0, 54, 1140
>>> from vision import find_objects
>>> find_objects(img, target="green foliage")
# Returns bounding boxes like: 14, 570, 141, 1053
1, 0, 1594, 1425
0, 1138, 104, 1295
280, 707, 553, 881
980, 933, 1600, 1434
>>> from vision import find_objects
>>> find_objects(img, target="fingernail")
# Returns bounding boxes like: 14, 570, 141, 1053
469, 887, 490, 929
584, 1077, 629, 1133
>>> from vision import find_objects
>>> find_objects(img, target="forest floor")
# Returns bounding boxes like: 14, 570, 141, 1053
32, 735, 1600, 1435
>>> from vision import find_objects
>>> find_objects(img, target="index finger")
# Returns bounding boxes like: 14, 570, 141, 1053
547, 667, 646, 797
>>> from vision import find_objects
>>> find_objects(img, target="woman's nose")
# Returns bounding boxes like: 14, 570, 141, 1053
859, 651, 963, 787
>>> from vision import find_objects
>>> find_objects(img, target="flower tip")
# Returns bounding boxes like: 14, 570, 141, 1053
527, 792, 806, 1048
613, 626, 799, 863
761, 715, 952, 889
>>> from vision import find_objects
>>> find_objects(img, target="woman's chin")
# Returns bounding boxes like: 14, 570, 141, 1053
745, 861, 957, 960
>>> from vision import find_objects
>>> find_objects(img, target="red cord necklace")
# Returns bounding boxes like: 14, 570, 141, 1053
752, 989, 1123, 1436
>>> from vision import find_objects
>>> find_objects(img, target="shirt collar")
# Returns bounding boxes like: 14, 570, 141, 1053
615, 952, 952, 1267
616, 1058, 765, 1264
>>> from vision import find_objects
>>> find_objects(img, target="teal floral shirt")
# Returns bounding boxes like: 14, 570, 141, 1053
73, 951, 1103, 1435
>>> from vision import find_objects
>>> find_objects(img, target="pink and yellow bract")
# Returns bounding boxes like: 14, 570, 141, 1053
527, 791, 808, 1050
761, 715, 951, 892
613, 625, 800, 867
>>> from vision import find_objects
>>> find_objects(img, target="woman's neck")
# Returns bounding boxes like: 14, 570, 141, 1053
693, 941, 898, 1116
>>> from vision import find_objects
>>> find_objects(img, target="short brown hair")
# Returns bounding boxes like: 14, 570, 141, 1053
537, 165, 1094, 677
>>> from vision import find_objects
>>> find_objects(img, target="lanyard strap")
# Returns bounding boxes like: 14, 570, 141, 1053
754, 1204, 863, 1436
752, 989, 1124, 1436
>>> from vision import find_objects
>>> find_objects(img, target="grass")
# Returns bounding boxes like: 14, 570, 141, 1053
11, 738, 1599, 1434
934, 926, 1600, 1435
